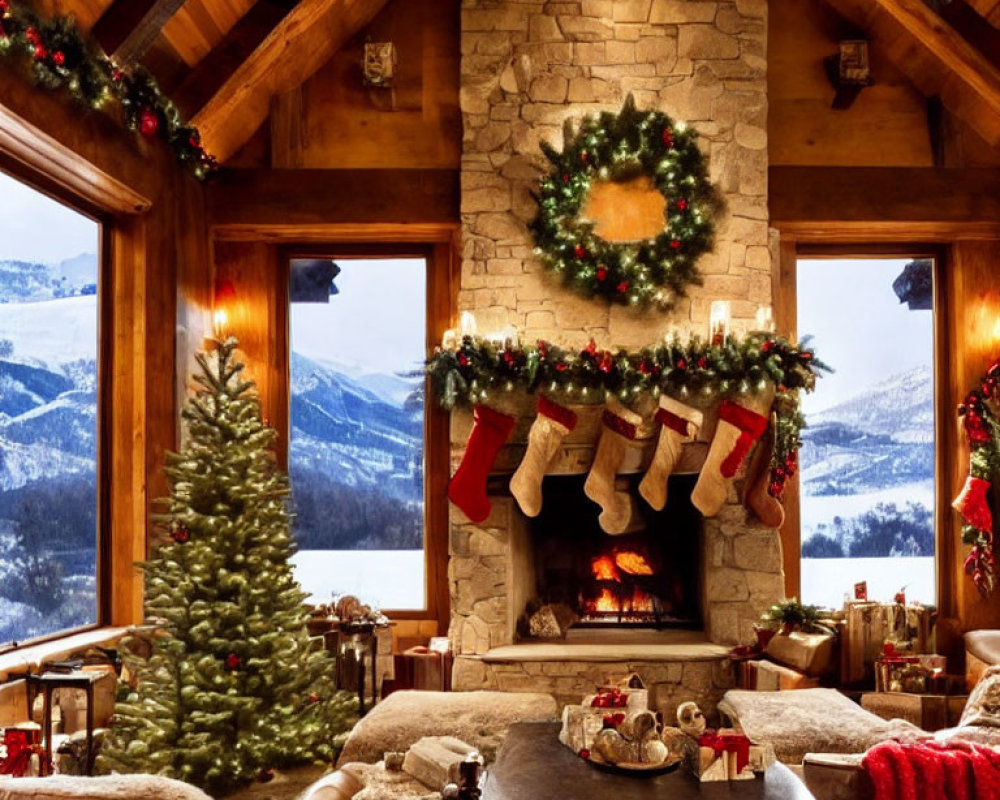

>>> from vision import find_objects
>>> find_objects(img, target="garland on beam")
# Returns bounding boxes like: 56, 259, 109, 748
530, 94, 720, 308
426, 332, 828, 499
0, 0, 216, 179
954, 358, 1000, 595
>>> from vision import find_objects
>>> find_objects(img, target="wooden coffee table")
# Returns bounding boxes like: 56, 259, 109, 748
482, 722, 816, 800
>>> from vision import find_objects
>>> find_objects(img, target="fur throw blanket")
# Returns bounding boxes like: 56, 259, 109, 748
862, 740, 1000, 800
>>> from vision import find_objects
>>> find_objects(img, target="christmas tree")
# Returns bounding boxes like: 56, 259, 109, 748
99, 337, 356, 794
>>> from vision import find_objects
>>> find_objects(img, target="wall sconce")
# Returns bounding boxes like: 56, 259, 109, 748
363, 41, 397, 88
213, 275, 236, 336
824, 39, 873, 110
709, 301, 730, 346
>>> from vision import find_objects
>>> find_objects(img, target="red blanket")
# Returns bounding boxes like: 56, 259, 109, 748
862, 740, 1000, 800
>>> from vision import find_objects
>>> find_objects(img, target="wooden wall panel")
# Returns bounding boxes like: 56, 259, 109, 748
770, 0, 934, 166
271, 0, 460, 169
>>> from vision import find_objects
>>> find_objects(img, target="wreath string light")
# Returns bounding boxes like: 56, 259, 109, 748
425, 332, 828, 498
530, 94, 719, 308
0, 0, 216, 178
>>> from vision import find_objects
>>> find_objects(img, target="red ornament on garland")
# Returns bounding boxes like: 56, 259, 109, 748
33, 45, 46, 60
676, 359, 687, 370
111, 68, 124, 83
676, 199, 688, 211
698, 357, 707, 368
670, 240, 681, 250
616, 280, 629, 294
139, 108, 160, 138
579, 749, 590, 760
172, 525, 190, 544
225, 653, 241, 670
662, 129, 674, 148
52, 51, 64, 66
596, 265, 608, 282
574, 244, 586, 260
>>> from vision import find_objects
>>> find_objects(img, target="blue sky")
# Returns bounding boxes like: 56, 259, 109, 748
797, 258, 933, 413
0, 171, 97, 264
289, 257, 427, 376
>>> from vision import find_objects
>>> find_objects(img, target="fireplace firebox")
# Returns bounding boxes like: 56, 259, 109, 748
527, 474, 702, 631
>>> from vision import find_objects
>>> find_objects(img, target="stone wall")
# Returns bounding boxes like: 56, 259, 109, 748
460, 0, 770, 348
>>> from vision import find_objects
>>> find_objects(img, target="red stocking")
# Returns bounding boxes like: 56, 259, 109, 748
953, 475, 993, 532
448, 404, 516, 523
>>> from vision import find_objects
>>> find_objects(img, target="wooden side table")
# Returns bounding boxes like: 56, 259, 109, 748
860, 692, 967, 731
25, 670, 102, 775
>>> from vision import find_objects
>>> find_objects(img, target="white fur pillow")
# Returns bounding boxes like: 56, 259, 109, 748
0, 775, 212, 800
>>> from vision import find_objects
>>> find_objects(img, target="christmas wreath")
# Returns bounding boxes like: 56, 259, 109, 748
530, 94, 719, 308
954, 358, 1000, 595
0, 0, 216, 178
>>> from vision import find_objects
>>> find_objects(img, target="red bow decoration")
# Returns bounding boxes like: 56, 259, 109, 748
698, 731, 752, 775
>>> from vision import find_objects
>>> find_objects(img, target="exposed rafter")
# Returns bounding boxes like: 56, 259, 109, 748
92, 0, 189, 63
191, 0, 389, 164
823, 0, 1000, 146
170, 0, 294, 119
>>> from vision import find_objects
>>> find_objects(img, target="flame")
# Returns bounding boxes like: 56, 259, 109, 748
592, 555, 620, 581
615, 551, 654, 575
594, 588, 619, 612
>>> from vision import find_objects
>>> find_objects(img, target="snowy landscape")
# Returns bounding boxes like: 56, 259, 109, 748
0, 257, 99, 644
288, 259, 427, 609
798, 259, 935, 609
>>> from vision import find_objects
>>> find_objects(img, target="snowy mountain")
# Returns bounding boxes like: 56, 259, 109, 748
800, 365, 933, 497
0, 254, 97, 304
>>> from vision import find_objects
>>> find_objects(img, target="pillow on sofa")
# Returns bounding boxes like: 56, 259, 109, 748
959, 664, 1000, 728
0, 775, 211, 800
336, 690, 558, 767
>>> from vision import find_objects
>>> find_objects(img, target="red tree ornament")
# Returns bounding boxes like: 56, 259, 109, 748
172, 525, 190, 544
226, 653, 241, 670
52, 51, 65, 66
574, 245, 586, 260
616, 280, 629, 294
139, 108, 160, 138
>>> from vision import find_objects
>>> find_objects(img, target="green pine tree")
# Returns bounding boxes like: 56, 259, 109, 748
99, 337, 356, 795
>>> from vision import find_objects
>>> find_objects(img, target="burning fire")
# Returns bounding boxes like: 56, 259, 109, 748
588, 550, 656, 615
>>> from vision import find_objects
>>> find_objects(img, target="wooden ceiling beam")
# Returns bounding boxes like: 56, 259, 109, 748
770, 166, 1000, 241
92, 0, 189, 62
823, 0, 1000, 146
192, 0, 390, 164
170, 0, 293, 119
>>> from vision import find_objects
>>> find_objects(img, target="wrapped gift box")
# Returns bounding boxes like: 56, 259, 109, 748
739, 659, 821, 691
765, 631, 835, 676
684, 729, 773, 781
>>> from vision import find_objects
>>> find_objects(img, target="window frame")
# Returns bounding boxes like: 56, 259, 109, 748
777, 242, 949, 606
278, 242, 451, 625
0, 158, 112, 648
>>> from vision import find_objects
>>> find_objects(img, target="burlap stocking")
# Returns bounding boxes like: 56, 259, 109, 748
510, 396, 578, 517
584, 401, 643, 534
691, 391, 773, 518
638, 395, 703, 511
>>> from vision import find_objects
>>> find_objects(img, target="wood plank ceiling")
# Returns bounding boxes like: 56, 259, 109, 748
30, 0, 1000, 164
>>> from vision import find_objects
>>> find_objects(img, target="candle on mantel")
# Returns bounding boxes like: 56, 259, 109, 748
441, 329, 458, 350
459, 311, 477, 338
755, 305, 774, 332
709, 300, 730, 346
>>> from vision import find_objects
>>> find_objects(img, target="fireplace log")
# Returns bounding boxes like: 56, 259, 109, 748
528, 603, 578, 639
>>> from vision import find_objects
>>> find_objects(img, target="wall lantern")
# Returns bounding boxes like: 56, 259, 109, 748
824, 39, 874, 110
363, 41, 397, 88
213, 275, 236, 335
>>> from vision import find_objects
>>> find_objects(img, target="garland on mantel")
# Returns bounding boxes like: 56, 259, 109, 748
954, 358, 1000, 595
426, 332, 828, 499
0, 0, 216, 179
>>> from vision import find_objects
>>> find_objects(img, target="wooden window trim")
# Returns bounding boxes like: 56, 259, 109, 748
0, 161, 114, 646
774, 240, 948, 605
277, 241, 455, 630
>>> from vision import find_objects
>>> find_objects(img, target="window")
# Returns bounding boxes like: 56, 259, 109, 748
797, 257, 935, 607
287, 256, 428, 610
0, 171, 101, 644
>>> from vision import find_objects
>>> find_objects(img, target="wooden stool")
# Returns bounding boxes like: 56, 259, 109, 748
25, 671, 102, 775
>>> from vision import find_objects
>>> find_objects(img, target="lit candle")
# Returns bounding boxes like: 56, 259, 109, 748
709, 300, 730, 346
441, 329, 458, 350
755, 305, 774, 332
460, 311, 477, 338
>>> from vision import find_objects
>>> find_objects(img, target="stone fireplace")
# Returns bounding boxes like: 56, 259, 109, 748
451, 0, 779, 717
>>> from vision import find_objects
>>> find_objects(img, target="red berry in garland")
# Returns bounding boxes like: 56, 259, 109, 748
33, 45, 46, 60
579, 749, 590, 760
139, 108, 160, 138
112, 68, 124, 83
662, 129, 674, 148
574, 244, 586, 260
616, 280, 629, 294
581, 150, 588, 163
698, 357, 707, 368
52, 51, 65, 66
226, 653, 241, 670
676, 359, 687, 370
670, 240, 681, 250
676, 199, 688, 210
762, 340, 774, 352
597, 265, 608, 281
